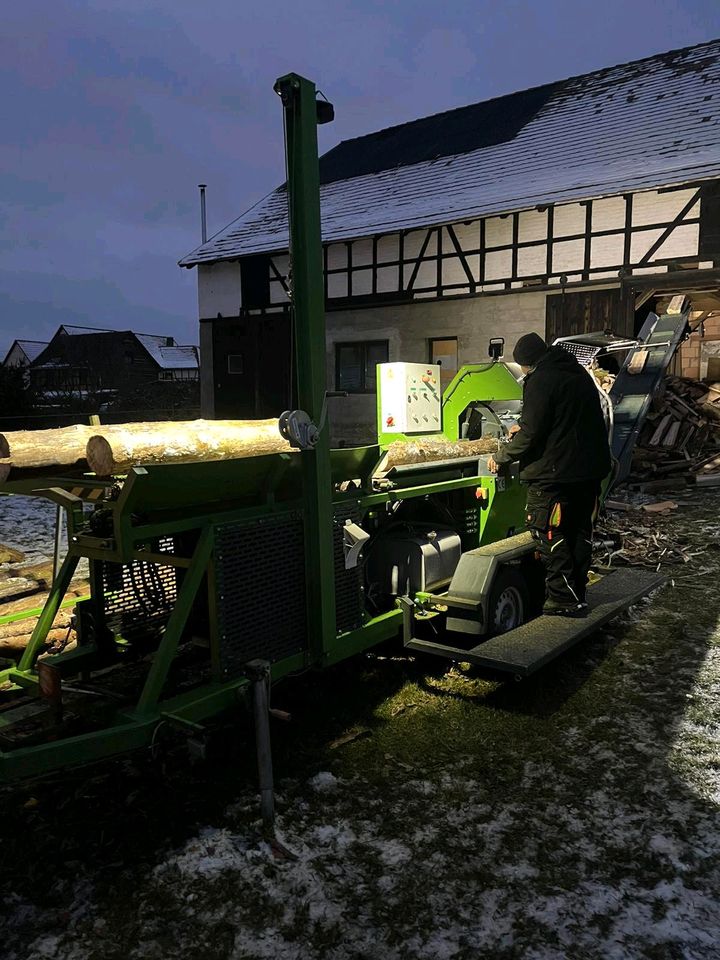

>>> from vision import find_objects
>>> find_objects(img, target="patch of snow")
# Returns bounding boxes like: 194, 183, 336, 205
308, 771, 338, 792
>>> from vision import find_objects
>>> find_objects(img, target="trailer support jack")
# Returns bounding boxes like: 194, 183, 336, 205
247, 659, 275, 831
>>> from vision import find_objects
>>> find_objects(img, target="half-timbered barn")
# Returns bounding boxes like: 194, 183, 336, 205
180, 39, 720, 443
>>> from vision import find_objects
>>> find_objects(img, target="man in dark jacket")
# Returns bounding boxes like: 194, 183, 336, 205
488, 332, 611, 616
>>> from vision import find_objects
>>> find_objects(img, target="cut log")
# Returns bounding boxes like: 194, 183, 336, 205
0, 582, 88, 618
385, 437, 499, 468
0, 578, 40, 604
0, 628, 71, 656
0, 424, 95, 477
0, 544, 26, 564
16, 561, 56, 588
86, 419, 292, 476
0, 612, 72, 640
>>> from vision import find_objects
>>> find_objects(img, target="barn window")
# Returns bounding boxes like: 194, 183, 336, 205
335, 340, 388, 393
228, 354, 244, 374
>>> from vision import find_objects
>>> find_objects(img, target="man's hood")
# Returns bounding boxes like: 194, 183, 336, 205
529, 345, 581, 376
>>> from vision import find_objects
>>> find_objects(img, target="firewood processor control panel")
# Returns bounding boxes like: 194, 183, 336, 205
378, 362, 442, 435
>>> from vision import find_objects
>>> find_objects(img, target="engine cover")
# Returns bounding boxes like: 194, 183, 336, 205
367, 526, 461, 597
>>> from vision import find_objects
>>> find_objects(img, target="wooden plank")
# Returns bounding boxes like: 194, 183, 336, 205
649, 413, 673, 446
628, 349, 649, 375
662, 421, 681, 447
695, 473, 720, 487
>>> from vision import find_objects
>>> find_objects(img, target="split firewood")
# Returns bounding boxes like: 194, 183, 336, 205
629, 375, 720, 487
700, 401, 720, 423
385, 437, 499, 468
641, 500, 678, 514
86, 419, 292, 476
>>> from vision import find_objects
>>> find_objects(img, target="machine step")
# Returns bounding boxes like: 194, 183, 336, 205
405, 567, 664, 677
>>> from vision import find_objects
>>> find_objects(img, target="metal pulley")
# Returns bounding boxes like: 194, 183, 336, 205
278, 410, 319, 450
278, 391, 347, 450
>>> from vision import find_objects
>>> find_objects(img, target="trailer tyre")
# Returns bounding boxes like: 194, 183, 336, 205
488, 568, 528, 636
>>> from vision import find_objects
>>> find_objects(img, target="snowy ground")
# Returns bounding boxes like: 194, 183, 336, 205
0, 496, 64, 565
1, 493, 720, 959
0, 495, 88, 578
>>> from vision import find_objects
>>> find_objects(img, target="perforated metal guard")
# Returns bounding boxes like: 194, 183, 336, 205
215, 513, 307, 679
333, 505, 364, 634
557, 341, 601, 367
101, 536, 177, 643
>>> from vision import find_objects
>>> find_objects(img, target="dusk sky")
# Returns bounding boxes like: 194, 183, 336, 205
2, 0, 719, 355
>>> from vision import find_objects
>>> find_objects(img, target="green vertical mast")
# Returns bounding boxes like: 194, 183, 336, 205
274, 73, 336, 662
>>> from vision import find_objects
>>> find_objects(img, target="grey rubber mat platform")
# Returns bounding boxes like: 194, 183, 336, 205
406, 567, 665, 677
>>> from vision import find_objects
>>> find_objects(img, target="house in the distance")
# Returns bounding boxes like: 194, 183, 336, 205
2, 340, 50, 368
29, 325, 199, 401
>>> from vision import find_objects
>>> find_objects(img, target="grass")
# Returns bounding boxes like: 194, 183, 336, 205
1, 493, 720, 958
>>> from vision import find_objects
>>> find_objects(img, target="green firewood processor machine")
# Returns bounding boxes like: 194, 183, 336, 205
0, 75, 689, 782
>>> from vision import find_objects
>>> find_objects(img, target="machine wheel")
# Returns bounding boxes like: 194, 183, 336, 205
487, 568, 528, 636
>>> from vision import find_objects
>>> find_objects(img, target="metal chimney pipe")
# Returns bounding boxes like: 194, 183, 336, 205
198, 184, 207, 243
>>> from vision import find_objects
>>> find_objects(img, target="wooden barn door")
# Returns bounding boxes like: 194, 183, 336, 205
545, 288, 629, 341
212, 311, 293, 419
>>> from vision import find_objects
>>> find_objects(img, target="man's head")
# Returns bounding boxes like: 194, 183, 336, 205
513, 332, 548, 374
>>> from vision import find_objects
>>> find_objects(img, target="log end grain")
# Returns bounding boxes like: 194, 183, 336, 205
86, 435, 115, 477
0, 433, 9, 483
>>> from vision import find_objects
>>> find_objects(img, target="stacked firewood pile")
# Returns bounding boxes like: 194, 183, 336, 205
627, 377, 720, 489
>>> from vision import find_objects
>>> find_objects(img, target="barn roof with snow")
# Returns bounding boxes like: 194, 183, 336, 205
179, 38, 720, 267
136, 336, 199, 370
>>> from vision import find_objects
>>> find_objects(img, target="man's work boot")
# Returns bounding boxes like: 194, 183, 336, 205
542, 598, 586, 618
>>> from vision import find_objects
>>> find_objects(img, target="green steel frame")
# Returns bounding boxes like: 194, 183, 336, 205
0, 74, 531, 782
274, 73, 337, 663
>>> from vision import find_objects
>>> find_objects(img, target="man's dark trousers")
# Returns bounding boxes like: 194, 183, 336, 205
525, 481, 600, 606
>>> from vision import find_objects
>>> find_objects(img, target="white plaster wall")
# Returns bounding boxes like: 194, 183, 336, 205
4, 344, 27, 367
198, 262, 242, 319
632, 187, 697, 227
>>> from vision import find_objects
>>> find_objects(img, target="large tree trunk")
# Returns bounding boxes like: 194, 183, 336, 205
0, 420, 292, 480
385, 437, 499, 468
0, 424, 94, 478
86, 419, 291, 476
